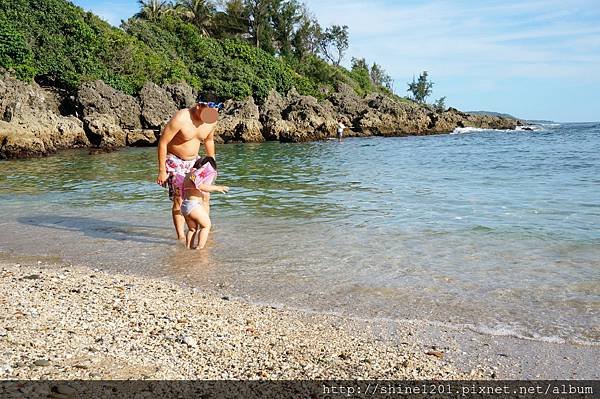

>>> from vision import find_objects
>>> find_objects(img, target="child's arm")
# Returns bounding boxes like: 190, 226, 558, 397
196, 183, 229, 193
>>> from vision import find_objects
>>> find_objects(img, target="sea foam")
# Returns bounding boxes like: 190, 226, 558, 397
451, 127, 513, 134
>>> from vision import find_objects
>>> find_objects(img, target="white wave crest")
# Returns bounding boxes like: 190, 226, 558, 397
516, 125, 546, 131
451, 127, 512, 135
451, 125, 548, 135
466, 323, 566, 344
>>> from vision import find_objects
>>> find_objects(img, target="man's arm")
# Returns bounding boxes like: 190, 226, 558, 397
157, 114, 181, 185
203, 128, 216, 159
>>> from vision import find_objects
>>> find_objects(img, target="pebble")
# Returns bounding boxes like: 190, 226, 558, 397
179, 335, 198, 348
0, 261, 479, 380
426, 350, 444, 359
34, 359, 50, 366
0, 364, 13, 376
54, 384, 76, 396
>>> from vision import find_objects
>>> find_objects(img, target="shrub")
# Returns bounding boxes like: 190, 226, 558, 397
0, 0, 388, 101
0, 18, 37, 80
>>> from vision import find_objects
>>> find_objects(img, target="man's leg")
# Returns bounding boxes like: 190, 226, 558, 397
172, 196, 186, 241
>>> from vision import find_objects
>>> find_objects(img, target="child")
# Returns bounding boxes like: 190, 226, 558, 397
179, 157, 229, 249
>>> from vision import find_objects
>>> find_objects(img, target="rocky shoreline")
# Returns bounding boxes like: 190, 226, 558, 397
0, 260, 487, 380
0, 73, 521, 159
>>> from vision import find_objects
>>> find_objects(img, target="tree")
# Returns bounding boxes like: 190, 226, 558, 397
135, 0, 172, 22
434, 96, 446, 112
213, 0, 249, 39
291, 7, 320, 59
351, 57, 368, 70
244, 0, 274, 52
350, 57, 371, 92
318, 24, 348, 66
407, 71, 433, 103
175, 0, 216, 36
370, 62, 393, 90
270, 0, 301, 57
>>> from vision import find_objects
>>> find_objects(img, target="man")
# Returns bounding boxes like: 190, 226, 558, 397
336, 118, 346, 142
156, 97, 223, 241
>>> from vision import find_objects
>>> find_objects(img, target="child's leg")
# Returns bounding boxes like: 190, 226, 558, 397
184, 216, 198, 249
202, 192, 211, 216
188, 205, 212, 249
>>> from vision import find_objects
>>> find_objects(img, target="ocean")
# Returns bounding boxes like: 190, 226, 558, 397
0, 122, 598, 345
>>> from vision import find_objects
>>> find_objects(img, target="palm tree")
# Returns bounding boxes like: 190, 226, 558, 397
175, 0, 216, 36
135, 0, 172, 22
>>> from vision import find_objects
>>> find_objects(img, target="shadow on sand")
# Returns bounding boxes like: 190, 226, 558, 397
18, 215, 173, 245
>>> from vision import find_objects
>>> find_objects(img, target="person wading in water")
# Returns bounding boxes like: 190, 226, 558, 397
156, 97, 223, 241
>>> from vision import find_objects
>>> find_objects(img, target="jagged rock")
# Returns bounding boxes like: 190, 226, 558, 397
278, 91, 337, 142
1, 74, 522, 158
0, 73, 48, 115
428, 108, 519, 133
139, 82, 178, 129
354, 93, 429, 136
164, 83, 196, 109
127, 129, 157, 146
328, 82, 368, 120
259, 89, 287, 140
216, 97, 264, 143
83, 114, 126, 149
261, 89, 287, 118
0, 74, 88, 159
0, 130, 47, 158
0, 115, 87, 159
76, 80, 142, 130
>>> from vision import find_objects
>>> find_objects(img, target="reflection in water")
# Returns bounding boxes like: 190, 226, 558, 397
0, 123, 599, 344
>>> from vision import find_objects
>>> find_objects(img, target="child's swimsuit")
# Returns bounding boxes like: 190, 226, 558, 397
180, 163, 218, 216
181, 199, 199, 216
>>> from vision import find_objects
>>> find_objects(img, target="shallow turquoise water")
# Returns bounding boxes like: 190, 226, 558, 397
1, 123, 598, 344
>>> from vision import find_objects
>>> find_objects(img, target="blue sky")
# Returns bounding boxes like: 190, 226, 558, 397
72, 0, 600, 122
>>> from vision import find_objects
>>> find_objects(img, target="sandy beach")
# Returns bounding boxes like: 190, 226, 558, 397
1, 255, 599, 387
0, 260, 486, 380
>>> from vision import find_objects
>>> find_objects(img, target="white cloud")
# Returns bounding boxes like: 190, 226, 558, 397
303, 0, 600, 82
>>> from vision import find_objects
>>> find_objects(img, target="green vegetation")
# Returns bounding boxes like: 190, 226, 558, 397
0, 0, 396, 100
0, 19, 36, 80
434, 96, 446, 112
407, 71, 448, 110
467, 110, 519, 119
407, 71, 433, 104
